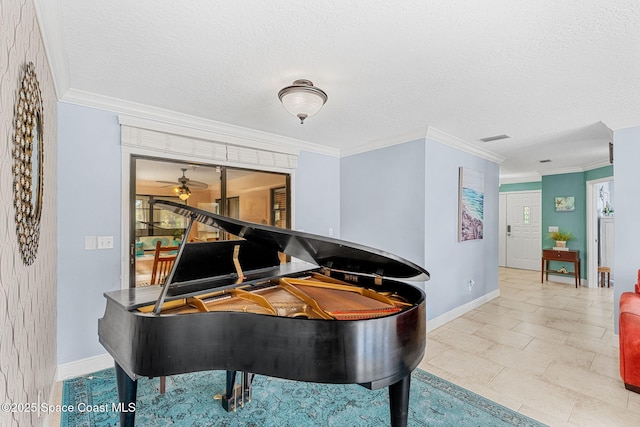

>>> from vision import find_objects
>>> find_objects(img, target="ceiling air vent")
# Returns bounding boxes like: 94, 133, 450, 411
479, 134, 510, 142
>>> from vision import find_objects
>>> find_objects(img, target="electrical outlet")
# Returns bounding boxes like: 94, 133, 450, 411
97, 236, 114, 249
549, 226, 559, 232
468, 279, 475, 291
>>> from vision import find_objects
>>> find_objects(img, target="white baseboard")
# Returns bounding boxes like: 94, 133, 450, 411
427, 289, 501, 332
56, 353, 114, 381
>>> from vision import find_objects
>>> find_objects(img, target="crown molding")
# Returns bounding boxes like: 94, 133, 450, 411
540, 166, 585, 177
340, 127, 428, 157
581, 158, 612, 172
341, 126, 507, 165
34, 0, 69, 98
500, 158, 612, 185
540, 159, 612, 178
61, 88, 340, 158
426, 127, 505, 164
499, 173, 541, 185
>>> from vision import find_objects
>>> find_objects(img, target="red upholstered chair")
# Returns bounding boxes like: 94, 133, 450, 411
619, 269, 640, 393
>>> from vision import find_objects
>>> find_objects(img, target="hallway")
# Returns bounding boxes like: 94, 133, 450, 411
419, 267, 640, 426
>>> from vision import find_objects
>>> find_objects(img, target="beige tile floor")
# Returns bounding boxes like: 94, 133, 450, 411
48, 267, 640, 426
419, 267, 640, 426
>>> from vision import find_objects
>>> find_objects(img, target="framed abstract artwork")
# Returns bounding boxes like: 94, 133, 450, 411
458, 167, 484, 241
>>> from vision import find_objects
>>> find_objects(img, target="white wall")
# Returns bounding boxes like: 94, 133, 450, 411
613, 125, 640, 333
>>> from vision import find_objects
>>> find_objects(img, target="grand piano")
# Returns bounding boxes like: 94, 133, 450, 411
98, 200, 429, 427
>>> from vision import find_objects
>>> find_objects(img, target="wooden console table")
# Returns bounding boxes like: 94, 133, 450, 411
541, 249, 580, 288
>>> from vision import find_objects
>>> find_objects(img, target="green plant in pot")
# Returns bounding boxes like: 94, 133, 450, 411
548, 230, 573, 248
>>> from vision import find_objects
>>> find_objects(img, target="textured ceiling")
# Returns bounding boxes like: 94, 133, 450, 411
39, 0, 640, 182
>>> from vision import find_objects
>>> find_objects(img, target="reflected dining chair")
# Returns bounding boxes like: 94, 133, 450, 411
150, 240, 179, 286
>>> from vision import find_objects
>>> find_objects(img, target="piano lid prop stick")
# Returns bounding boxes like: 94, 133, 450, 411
232, 244, 245, 283
152, 213, 197, 315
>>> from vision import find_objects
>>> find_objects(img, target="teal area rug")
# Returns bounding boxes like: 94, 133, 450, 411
61, 368, 547, 426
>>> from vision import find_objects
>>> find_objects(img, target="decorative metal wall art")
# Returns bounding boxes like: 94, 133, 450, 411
13, 62, 44, 265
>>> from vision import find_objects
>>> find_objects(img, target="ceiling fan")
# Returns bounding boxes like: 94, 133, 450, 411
157, 168, 208, 200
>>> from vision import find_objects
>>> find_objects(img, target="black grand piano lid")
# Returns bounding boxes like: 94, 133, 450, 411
153, 200, 430, 281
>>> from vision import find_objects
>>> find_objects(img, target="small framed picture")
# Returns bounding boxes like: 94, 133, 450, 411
555, 196, 575, 212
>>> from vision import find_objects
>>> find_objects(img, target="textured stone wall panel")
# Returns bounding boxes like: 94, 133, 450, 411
0, 0, 58, 426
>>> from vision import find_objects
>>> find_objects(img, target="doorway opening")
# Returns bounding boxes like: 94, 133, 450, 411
131, 156, 290, 287
586, 178, 614, 288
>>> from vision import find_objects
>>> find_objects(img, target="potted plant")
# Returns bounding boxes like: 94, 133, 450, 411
548, 230, 573, 248
172, 229, 184, 245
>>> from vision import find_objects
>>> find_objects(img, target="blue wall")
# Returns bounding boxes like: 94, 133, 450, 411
340, 138, 499, 322
500, 166, 612, 196
498, 166, 615, 282
56, 102, 501, 363
585, 165, 613, 182
56, 103, 346, 364
613, 126, 640, 333
341, 140, 426, 266
499, 181, 542, 192
57, 103, 122, 364
294, 151, 340, 237
424, 140, 500, 320
541, 172, 587, 278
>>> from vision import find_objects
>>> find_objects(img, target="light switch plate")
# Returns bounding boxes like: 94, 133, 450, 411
85, 236, 97, 250
548, 226, 559, 232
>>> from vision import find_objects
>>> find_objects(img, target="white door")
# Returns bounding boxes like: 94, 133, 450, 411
501, 191, 541, 270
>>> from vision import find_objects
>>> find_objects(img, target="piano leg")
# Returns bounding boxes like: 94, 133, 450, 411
221, 370, 254, 412
388, 375, 410, 427
115, 363, 137, 427
222, 370, 237, 412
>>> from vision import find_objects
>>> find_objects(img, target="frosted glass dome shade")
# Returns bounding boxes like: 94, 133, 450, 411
278, 80, 328, 124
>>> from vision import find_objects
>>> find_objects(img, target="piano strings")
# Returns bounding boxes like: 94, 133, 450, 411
138, 273, 409, 320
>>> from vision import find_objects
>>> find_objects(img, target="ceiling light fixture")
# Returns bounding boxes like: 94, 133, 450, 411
278, 79, 328, 124
174, 184, 191, 201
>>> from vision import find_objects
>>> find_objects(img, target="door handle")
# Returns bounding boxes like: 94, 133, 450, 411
507, 225, 511, 236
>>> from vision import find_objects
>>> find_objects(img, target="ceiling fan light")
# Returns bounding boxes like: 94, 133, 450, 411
278, 79, 327, 124
174, 184, 191, 201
